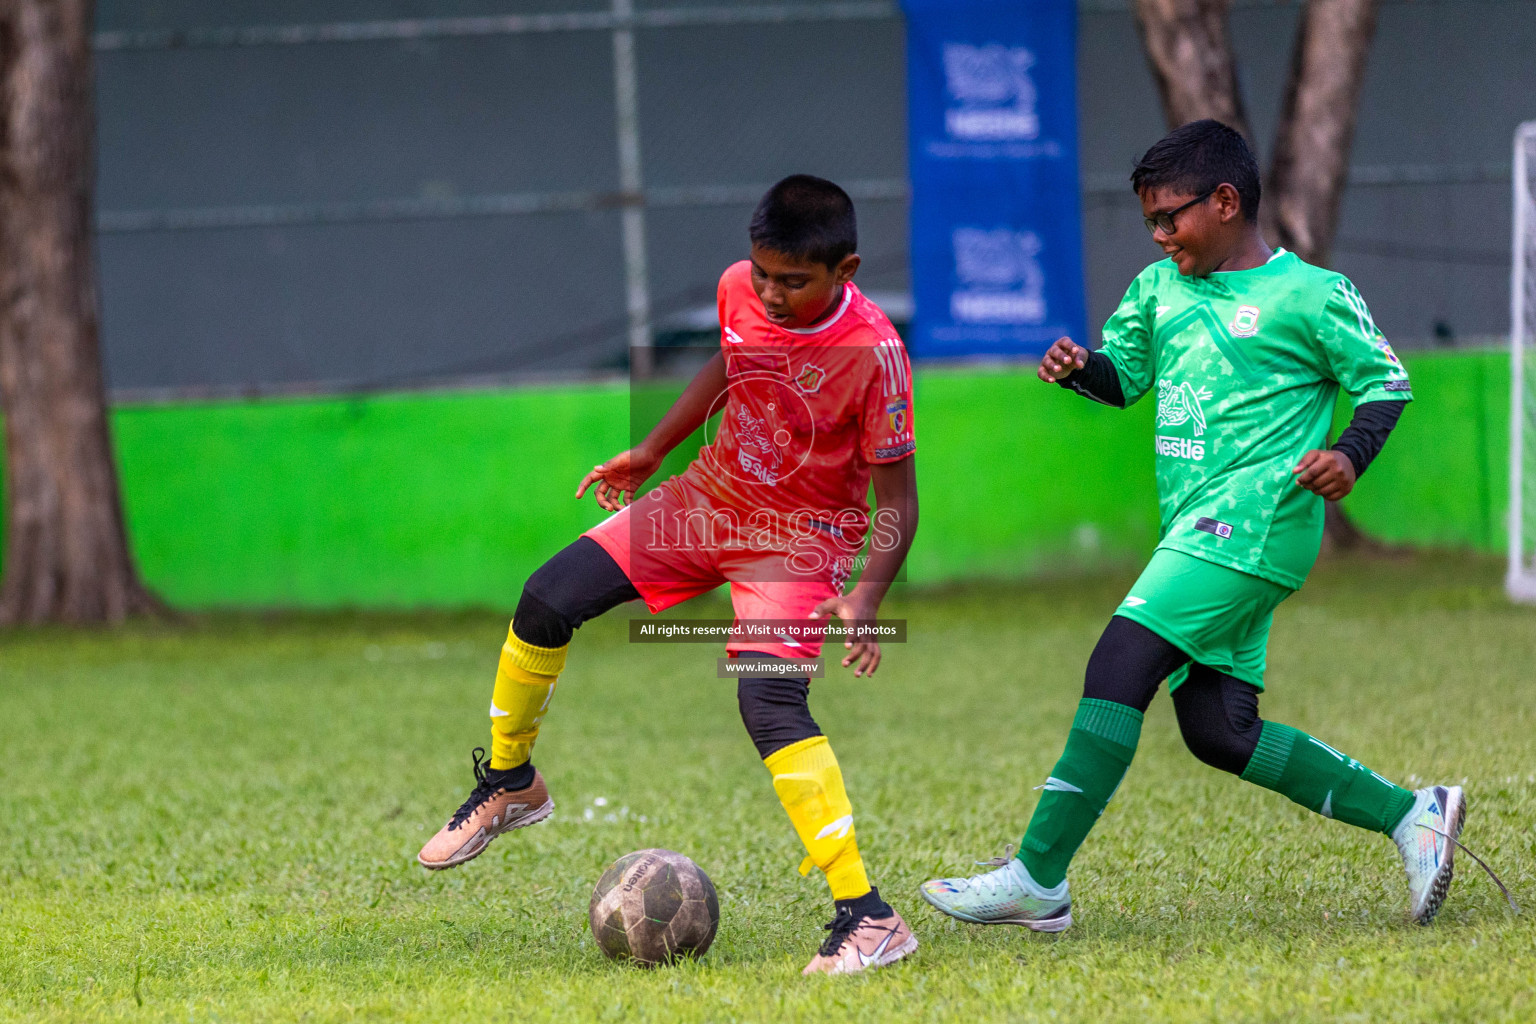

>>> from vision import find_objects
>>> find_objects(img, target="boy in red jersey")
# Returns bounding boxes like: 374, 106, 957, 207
417, 176, 920, 975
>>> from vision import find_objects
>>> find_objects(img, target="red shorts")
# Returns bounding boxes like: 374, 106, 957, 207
583, 477, 852, 661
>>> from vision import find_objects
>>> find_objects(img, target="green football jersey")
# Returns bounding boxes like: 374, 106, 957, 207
1101, 249, 1411, 589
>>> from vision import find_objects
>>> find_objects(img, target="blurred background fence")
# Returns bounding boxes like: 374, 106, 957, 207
40, 0, 1533, 605
96, 0, 1532, 395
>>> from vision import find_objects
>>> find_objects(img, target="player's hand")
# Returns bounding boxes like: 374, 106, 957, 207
1038, 337, 1087, 383
576, 447, 661, 511
809, 594, 882, 678
1292, 449, 1357, 501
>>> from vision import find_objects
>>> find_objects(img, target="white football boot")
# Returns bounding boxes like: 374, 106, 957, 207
1391, 785, 1465, 925
920, 857, 1072, 932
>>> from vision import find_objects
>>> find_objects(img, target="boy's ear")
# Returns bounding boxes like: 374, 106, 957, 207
834, 252, 861, 285
1215, 183, 1245, 224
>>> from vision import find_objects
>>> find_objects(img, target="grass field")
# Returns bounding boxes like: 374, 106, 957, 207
2, 554, 1533, 1022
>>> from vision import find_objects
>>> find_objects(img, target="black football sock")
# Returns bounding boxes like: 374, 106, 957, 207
486, 761, 535, 791
834, 886, 892, 919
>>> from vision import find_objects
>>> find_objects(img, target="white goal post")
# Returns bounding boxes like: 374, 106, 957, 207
1509, 121, 1536, 602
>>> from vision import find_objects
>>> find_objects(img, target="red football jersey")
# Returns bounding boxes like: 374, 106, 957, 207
672, 260, 917, 552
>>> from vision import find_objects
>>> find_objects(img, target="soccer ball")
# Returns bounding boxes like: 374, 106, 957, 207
588, 848, 719, 965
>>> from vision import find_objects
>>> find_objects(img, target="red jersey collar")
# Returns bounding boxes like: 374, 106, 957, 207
781, 285, 854, 335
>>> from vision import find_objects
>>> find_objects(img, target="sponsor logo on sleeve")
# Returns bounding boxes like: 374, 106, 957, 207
1384, 379, 1411, 392
1374, 334, 1402, 366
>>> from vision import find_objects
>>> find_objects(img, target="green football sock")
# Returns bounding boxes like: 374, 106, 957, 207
1240, 722, 1416, 834
1017, 698, 1144, 889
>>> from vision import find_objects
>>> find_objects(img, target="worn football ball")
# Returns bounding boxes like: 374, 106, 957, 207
588, 848, 720, 965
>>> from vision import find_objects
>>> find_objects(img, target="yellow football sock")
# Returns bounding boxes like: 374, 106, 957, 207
488, 624, 568, 770
763, 735, 872, 901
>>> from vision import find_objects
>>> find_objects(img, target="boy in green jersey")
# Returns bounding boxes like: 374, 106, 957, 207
921, 120, 1464, 929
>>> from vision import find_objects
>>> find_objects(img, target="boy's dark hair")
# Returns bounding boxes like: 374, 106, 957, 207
749, 175, 857, 268
1130, 119, 1261, 221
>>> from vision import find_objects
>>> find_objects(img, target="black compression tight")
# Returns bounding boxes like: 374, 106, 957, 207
1083, 615, 1265, 776
734, 655, 822, 759
508, 539, 820, 760
512, 537, 640, 648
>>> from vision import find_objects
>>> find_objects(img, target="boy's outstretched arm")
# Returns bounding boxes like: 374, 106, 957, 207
810, 454, 918, 678
576, 351, 729, 511
1037, 336, 1126, 408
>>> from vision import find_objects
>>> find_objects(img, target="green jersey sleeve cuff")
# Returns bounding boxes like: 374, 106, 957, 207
1351, 382, 1413, 404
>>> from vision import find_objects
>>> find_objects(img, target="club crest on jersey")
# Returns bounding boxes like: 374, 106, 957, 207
1229, 304, 1261, 338
1155, 379, 1211, 436
885, 398, 908, 435
795, 363, 826, 393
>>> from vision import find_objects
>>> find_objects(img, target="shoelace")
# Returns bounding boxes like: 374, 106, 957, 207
818, 907, 865, 958
447, 746, 497, 831
1418, 823, 1522, 914
956, 852, 1019, 896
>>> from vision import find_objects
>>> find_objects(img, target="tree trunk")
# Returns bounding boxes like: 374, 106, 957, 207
1264, 0, 1380, 266
1132, 0, 1251, 140
0, 0, 161, 625
1265, 0, 1380, 549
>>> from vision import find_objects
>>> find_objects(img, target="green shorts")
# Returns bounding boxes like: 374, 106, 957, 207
1114, 547, 1293, 690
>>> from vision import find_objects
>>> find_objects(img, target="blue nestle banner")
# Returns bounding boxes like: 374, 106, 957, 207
902, 0, 1086, 359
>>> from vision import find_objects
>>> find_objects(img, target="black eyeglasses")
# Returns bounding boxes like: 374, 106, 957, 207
1143, 189, 1216, 236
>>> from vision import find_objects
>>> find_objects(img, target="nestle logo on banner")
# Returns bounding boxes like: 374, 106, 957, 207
942, 43, 1039, 141
949, 228, 1047, 324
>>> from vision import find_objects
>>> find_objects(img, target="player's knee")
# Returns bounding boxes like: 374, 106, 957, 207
517, 538, 637, 647
511, 584, 575, 649
1082, 617, 1173, 712
737, 671, 821, 760
1174, 674, 1262, 775
1179, 720, 1254, 775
